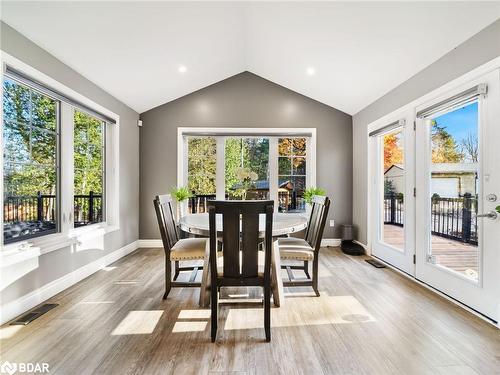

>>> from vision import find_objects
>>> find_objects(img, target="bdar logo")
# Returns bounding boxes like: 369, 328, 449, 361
0, 361, 17, 375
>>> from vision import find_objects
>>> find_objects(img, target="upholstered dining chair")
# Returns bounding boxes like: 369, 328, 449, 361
208, 200, 274, 342
278, 195, 330, 296
154, 194, 209, 300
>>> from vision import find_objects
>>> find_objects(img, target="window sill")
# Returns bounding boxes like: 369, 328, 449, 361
1, 223, 119, 266
1, 245, 41, 268
69, 223, 119, 240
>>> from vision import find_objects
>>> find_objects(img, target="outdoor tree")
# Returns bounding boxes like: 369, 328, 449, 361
460, 132, 479, 163
431, 120, 463, 163
3, 79, 57, 198
187, 137, 217, 194
383, 132, 404, 170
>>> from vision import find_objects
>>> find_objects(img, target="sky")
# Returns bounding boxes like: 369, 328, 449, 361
433, 101, 478, 143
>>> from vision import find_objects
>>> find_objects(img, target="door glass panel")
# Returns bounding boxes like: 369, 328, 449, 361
225, 138, 269, 200
381, 129, 405, 250
428, 101, 479, 282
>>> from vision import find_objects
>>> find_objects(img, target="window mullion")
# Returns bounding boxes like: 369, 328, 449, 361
269, 138, 278, 212
60, 103, 74, 234
216, 137, 225, 200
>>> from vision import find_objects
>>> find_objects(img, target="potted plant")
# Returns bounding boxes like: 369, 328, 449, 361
303, 186, 326, 210
170, 186, 193, 221
496, 205, 500, 214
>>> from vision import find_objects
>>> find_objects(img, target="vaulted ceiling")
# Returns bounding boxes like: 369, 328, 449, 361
2, 2, 499, 114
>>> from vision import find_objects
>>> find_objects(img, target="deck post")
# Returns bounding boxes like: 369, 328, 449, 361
37, 191, 43, 222
390, 192, 396, 225
461, 193, 472, 243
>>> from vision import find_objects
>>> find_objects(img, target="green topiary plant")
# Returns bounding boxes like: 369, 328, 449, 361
170, 186, 193, 202
170, 186, 193, 221
303, 187, 326, 204
496, 205, 500, 214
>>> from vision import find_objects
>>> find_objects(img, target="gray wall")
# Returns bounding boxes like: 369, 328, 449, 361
140, 72, 352, 239
352, 19, 500, 244
1, 23, 140, 306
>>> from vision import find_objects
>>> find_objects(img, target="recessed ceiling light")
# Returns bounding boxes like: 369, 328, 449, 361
178, 65, 187, 73
306, 67, 316, 76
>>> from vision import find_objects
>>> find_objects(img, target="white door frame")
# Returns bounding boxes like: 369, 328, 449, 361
366, 57, 500, 324
368, 111, 415, 275
415, 69, 500, 322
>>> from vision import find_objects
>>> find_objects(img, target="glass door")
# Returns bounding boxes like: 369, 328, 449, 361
415, 71, 500, 322
370, 117, 415, 275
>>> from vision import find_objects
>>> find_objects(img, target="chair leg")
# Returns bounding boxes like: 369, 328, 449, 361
174, 261, 180, 280
312, 257, 320, 297
163, 259, 172, 300
211, 283, 218, 342
303, 260, 310, 279
264, 284, 271, 342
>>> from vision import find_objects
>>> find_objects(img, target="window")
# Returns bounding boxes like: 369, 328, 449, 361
74, 110, 105, 226
2, 64, 117, 248
225, 138, 269, 200
278, 138, 306, 212
3, 78, 59, 243
187, 137, 216, 195
180, 129, 316, 213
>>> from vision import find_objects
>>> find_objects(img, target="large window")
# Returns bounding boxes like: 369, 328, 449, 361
2, 69, 114, 246
181, 129, 315, 213
3, 78, 59, 243
74, 110, 105, 226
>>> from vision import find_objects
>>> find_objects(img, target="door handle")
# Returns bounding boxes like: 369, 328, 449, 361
476, 211, 498, 220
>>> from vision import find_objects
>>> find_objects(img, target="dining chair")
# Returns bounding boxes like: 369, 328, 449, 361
153, 194, 209, 300
208, 200, 274, 342
278, 195, 330, 296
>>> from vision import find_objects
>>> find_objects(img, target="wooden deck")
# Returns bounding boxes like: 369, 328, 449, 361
383, 224, 479, 280
1, 247, 498, 374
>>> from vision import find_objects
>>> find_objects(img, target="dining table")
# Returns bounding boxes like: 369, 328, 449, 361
179, 212, 308, 308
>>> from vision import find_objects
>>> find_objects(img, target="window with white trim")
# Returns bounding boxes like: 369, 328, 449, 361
180, 129, 316, 213
2, 68, 116, 246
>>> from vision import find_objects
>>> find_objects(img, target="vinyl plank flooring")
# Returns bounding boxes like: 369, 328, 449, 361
1, 247, 499, 375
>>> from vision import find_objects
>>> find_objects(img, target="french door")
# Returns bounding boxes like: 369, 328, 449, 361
369, 115, 415, 275
370, 70, 500, 322
415, 71, 500, 322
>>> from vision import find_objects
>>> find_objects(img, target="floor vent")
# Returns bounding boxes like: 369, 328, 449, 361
10, 303, 58, 325
365, 259, 386, 268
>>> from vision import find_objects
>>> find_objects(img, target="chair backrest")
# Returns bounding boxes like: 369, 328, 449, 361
208, 200, 274, 281
153, 194, 179, 252
304, 195, 331, 251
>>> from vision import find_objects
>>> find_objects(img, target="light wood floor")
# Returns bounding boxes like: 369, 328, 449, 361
1, 247, 499, 375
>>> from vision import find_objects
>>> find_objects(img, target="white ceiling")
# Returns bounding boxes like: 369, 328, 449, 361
2, 2, 499, 115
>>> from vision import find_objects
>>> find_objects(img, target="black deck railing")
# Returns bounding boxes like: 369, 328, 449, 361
74, 191, 103, 226
188, 194, 216, 214
384, 192, 478, 245
3, 191, 103, 229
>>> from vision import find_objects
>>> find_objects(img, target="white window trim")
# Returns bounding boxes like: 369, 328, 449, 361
177, 127, 317, 212
0, 51, 120, 263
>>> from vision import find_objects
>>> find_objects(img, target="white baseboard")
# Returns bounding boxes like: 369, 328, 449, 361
0, 240, 139, 325
138, 239, 163, 248
138, 238, 341, 248
321, 238, 342, 247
